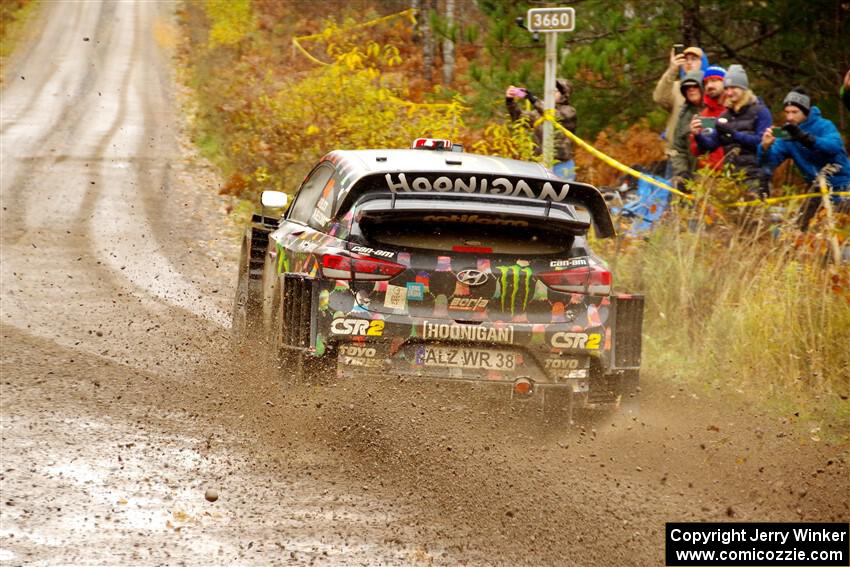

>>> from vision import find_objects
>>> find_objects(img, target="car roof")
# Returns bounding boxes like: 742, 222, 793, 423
324, 149, 568, 190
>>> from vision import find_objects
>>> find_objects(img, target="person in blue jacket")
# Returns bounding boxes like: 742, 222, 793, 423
759, 87, 850, 230
693, 64, 772, 198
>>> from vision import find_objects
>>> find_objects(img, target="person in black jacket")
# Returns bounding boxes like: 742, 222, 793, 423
692, 64, 772, 199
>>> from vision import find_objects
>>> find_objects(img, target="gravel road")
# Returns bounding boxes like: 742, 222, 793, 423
1, 2, 847, 566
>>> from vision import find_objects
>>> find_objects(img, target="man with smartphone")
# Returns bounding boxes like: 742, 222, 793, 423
759, 87, 850, 230
688, 65, 727, 171
654, 44, 707, 165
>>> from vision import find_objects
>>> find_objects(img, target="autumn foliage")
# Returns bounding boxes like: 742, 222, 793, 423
179, 1, 671, 200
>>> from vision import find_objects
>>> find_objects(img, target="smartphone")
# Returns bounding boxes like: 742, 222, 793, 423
673, 44, 685, 56
772, 127, 790, 140
700, 117, 716, 129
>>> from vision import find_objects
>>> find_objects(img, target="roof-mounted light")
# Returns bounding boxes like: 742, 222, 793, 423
412, 138, 463, 152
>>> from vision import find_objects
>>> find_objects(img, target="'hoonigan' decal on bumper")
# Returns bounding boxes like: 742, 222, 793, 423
422, 321, 514, 344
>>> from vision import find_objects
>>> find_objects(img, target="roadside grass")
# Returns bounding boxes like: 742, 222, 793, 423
604, 197, 850, 434
0, 0, 39, 77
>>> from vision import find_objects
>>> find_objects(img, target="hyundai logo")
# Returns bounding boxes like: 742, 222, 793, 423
456, 269, 489, 287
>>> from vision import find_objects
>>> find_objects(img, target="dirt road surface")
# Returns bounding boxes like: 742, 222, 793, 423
1, 2, 847, 566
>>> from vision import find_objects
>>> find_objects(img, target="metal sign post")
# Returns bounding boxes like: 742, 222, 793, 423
542, 32, 557, 168
526, 7, 575, 169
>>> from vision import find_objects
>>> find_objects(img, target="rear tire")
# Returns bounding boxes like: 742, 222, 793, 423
274, 273, 336, 384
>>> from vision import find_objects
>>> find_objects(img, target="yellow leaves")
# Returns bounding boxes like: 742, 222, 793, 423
305, 124, 320, 135
364, 68, 380, 81
205, 0, 255, 48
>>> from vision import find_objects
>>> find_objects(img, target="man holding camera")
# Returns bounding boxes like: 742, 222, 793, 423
759, 87, 850, 230
654, 45, 706, 162
669, 70, 705, 188
505, 78, 578, 180
688, 65, 726, 171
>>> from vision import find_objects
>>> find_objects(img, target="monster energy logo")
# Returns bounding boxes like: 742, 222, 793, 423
496, 266, 533, 315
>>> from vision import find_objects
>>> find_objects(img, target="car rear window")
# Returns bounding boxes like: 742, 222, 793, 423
356, 214, 575, 255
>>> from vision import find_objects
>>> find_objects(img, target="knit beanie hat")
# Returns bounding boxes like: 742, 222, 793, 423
703, 65, 726, 82
783, 88, 811, 115
724, 64, 749, 89
679, 70, 705, 95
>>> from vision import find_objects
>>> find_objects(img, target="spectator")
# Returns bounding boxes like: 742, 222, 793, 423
654, 46, 707, 162
505, 78, 577, 180
759, 87, 850, 230
689, 65, 727, 171
693, 64, 772, 198
842, 70, 850, 111
670, 69, 705, 189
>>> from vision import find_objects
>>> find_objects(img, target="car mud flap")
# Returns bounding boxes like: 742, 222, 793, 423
611, 294, 645, 369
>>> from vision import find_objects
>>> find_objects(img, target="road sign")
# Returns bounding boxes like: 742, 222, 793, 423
527, 7, 575, 33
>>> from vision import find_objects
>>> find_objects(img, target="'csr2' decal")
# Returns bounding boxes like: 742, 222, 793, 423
550, 332, 601, 350
351, 245, 394, 258
549, 257, 589, 268
330, 318, 385, 337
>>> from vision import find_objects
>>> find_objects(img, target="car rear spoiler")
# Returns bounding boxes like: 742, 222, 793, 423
341, 174, 616, 238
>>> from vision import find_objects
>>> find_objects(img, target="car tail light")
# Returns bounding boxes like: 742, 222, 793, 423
538, 265, 612, 295
451, 245, 493, 254
320, 253, 405, 281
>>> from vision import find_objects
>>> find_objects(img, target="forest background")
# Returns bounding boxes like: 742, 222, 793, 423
178, 0, 849, 198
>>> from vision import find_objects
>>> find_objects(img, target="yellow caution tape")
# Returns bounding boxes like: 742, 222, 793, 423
535, 113, 693, 199
292, 37, 330, 66
292, 9, 455, 110
536, 113, 849, 208
727, 191, 850, 208
293, 8, 417, 66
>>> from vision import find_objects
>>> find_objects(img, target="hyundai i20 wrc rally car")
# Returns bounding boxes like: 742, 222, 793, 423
232, 139, 644, 415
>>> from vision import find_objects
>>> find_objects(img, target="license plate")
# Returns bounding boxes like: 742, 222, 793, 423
415, 346, 516, 370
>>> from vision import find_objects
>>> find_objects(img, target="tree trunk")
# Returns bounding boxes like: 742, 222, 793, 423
441, 0, 455, 85
682, 0, 700, 47
422, 0, 435, 83
410, 0, 421, 43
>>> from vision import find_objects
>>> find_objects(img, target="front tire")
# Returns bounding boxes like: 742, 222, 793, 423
232, 236, 262, 345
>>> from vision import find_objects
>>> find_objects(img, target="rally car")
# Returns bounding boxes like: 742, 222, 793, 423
232, 139, 644, 416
